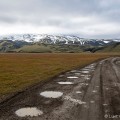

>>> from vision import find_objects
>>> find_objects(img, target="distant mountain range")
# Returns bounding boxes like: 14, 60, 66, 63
0, 34, 120, 53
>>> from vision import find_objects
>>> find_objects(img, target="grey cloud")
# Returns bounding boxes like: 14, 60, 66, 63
0, 0, 119, 23
0, 0, 120, 38
0, 15, 16, 23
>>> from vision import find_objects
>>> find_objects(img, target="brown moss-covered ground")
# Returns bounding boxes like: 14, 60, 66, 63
0, 53, 119, 96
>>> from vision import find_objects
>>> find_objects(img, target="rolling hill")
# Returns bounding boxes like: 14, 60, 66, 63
97, 42, 120, 52
14, 44, 52, 53
0, 40, 29, 52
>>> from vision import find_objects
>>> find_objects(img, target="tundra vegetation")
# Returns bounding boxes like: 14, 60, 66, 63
0, 53, 119, 98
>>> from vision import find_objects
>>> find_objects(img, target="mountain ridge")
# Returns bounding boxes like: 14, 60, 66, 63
0, 34, 120, 53
0, 34, 119, 46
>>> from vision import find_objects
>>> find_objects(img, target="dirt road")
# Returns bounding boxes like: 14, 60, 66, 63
0, 57, 120, 120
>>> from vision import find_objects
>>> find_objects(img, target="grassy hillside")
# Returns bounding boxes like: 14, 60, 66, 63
15, 44, 52, 53
47, 44, 83, 53
12, 44, 84, 53
98, 42, 120, 52
0, 40, 16, 52
0, 40, 90, 53
0, 53, 117, 97
0, 40, 119, 53
0, 40, 29, 52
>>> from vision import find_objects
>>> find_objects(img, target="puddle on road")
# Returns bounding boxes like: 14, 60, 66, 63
67, 76, 78, 79
86, 78, 90, 80
82, 68, 90, 71
106, 88, 109, 90
15, 107, 43, 117
103, 104, 108, 106
92, 90, 97, 93
76, 91, 82, 94
58, 82, 74, 85
85, 83, 89, 86
40, 91, 63, 98
75, 73, 81, 75
90, 101, 95, 103
80, 74, 85, 77
81, 71, 90, 74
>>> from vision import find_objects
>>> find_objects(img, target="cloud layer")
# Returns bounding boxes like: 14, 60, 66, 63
0, 0, 120, 38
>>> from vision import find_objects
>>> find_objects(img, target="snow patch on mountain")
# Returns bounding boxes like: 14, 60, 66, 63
0, 34, 119, 46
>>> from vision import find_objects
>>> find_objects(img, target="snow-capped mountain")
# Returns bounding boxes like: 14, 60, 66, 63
0, 34, 119, 46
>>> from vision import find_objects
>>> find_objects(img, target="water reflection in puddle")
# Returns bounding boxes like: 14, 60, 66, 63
58, 82, 74, 85
106, 88, 109, 90
40, 91, 63, 98
70, 70, 80, 73
85, 83, 89, 86
92, 90, 97, 93
82, 68, 90, 71
103, 103, 108, 106
67, 76, 78, 79
76, 91, 82, 94
15, 107, 43, 117
75, 73, 81, 75
90, 101, 95, 103
81, 71, 89, 74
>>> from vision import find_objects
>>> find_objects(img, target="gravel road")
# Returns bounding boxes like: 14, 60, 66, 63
0, 57, 120, 120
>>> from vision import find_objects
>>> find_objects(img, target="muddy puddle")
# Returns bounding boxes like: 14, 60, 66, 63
90, 101, 95, 103
58, 82, 74, 85
74, 73, 81, 75
67, 76, 78, 79
81, 71, 90, 74
15, 107, 43, 117
40, 91, 63, 98
92, 90, 97, 93
76, 91, 82, 94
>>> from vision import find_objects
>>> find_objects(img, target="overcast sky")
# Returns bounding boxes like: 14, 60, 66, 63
0, 0, 120, 38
